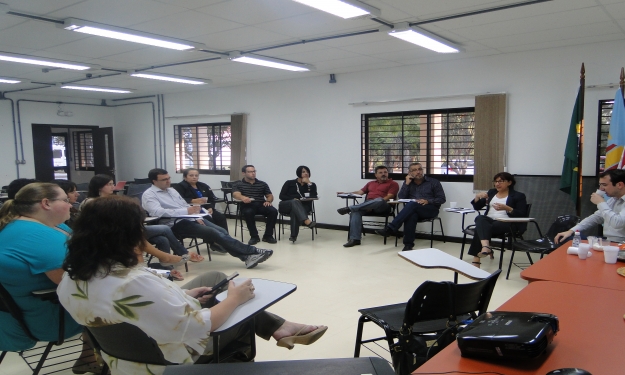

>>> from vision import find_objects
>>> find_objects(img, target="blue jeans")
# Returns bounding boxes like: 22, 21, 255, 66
388, 202, 439, 246
172, 219, 257, 261
144, 225, 188, 256
348, 198, 392, 240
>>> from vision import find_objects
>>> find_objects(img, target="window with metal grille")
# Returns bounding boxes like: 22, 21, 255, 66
361, 107, 475, 181
72, 131, 94, 171
174, 123, 231, 174
597, 99, 613, 174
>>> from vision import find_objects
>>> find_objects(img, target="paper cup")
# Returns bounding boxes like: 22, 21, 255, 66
593, 237, 604, 251
450, 202, 457, 208
578, 243, 590, 260
603, 246, 619, 264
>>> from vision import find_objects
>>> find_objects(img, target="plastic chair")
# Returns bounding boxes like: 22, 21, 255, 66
220, 181, 237, 215
353, 270, 501, 371
506, 215, 580, 278
346, 195, 396, 245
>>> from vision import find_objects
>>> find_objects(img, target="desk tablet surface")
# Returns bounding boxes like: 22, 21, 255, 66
163, 357, 394, 375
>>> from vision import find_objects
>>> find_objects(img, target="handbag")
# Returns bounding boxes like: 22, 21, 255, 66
390, 324, 458, 375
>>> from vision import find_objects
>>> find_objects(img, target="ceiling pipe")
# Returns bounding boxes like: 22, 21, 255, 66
0, 94, 20, 177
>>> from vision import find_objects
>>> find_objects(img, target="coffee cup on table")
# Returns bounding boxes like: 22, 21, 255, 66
578, 243, 590, 260
449, 202, 457, 209
603, 246, 619, 264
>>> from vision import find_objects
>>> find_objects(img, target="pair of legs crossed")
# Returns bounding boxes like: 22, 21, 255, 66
278, 200, 313, 239
385, 202, 439, 247
467, 215, 512, 267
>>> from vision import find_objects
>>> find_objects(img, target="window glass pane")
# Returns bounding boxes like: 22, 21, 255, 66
174, 123, 232, 174
598, 100, 613, 174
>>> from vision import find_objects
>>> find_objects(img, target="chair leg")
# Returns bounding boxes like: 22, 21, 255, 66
506, 249, 515, 279
459, 232, 468, 260
278, 214, 282, 241
32, 342, 55, 375
0, 351, 6, 365
354, 315, 369, 358
438, 217, 446, 243
383, 216, 388, 245
430, 220, 434, 248
526, 252, 534, 265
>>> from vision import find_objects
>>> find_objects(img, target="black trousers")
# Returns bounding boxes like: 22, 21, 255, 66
467, 215, 514, 256
240, 202, 278, 239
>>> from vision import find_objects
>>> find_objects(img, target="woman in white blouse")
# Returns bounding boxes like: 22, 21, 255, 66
57, 196, 327, 375
467, 172, 528, 268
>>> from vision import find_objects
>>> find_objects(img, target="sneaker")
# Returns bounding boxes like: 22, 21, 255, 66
248, 237, 260, 245
262, 236, 277, 244
210, 242, 228, 254
245, 249, 273, 269
337, 207, 351, 215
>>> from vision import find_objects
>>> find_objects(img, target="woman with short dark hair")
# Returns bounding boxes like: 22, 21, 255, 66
468, 172, 528, 268
172, 168, 228, 232
58, 196, 327, 375
278, 166, 317, 242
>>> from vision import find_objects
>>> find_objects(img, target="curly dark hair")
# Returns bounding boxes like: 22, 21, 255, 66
63, 195, 146, 281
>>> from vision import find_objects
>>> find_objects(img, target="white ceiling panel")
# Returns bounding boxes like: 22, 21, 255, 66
131, 11, 244, 40
0, 0, 623, 98
46, 0, 185, 27
197, 0, 310, 25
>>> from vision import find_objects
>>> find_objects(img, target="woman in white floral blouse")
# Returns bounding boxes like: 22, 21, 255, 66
57, 195, 327, 375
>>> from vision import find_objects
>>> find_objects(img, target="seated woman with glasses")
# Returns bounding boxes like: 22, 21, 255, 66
58, 196, 328, 375
467, 172, 528, 268
0, 183, 99, 373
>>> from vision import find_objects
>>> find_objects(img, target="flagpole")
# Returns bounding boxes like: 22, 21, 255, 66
576, 63, 585, 217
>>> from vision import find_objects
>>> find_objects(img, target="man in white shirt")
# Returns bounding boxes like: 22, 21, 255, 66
142, 168, 273, 269
555, 169, 625, 243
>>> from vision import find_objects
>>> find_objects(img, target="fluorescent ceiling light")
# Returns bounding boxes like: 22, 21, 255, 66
61, 85, 134, 94
293, 0, 380, 19
227, 52, 313, 72
62, 18, 205, 51
0, 52, 94, 70
129, 72, 209, 85
0, 77, 23, 84
388, 23, 461, 53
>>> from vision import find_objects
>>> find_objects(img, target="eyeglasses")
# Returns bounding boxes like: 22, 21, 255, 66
493, 180, 506, 184
157, 177, 171, 182
598, 183, 609, 187
49, 198, 70, 203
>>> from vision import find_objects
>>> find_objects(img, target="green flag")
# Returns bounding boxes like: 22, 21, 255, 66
560, 86, 582, 203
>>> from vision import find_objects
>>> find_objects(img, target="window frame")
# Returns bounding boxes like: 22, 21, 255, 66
173, 122, 232, 175
596, 99, 613, 175
72, 131, 94, 171
361, 107, 475, 182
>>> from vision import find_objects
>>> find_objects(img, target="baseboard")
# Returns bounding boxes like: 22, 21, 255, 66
223, 213, 465, 244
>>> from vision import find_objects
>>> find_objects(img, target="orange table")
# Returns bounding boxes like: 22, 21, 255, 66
520, 240, 625, 291
413, 281, 625, 374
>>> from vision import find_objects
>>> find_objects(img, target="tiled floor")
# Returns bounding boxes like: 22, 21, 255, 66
0, 221, 530, 374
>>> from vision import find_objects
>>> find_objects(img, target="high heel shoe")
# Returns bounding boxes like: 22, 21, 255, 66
471, 261, 481, 268
289, 236, 297, 243
276, 326, 328, 350
478, 246, 493, 258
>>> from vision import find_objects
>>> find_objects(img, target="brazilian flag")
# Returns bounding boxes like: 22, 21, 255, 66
560, 87, 582, 203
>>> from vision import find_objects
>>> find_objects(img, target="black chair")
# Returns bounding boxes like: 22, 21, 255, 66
125, 182, 152, 202
278, 200, 317, 242
354, 270, 501, 371
346, 195, 396, 245
459, 204, 532, 272
0, 283, 89, 375
86, 321, 254, 370
220, 181, 237, 215
233, 201, 277, 243
506, 215, 580, 279
134, 178, 151, 184
393, 204, 446, 248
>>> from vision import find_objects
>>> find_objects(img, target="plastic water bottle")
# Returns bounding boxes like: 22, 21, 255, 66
572, 230, 581, 248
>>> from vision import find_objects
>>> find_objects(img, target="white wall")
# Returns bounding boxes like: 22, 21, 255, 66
0, 94, 115, 183
4, 40, 623, 237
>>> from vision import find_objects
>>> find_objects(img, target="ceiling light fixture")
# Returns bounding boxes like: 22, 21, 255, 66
0, 52, 94, 70
62, 18, 206, 51
60, 84, 134, 94
293, 0, 380, 19
0, 77, 24, 84
388, 23, 461, 53
129, 72, 210, 85
226, 52, 313, 72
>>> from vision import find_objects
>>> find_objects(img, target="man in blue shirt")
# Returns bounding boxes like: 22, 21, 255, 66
376, 163, 446, 250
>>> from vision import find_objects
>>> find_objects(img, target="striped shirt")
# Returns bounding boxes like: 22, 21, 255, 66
233, 178, 272, 201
